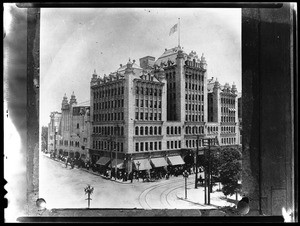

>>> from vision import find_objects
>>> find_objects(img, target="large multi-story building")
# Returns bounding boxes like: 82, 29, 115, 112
47, 92, 91, 160
89, 46, 240, 173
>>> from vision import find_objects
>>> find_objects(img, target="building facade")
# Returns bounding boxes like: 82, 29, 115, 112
48, 92, 91, 160
89, 46, 240, 173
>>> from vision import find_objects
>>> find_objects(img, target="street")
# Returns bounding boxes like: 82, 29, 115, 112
39, 153, 237, 209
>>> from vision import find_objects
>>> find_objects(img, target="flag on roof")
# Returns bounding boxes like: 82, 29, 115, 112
169, 23, 178, 36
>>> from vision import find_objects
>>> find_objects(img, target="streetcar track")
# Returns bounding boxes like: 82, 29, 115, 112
139, 177, 195, 209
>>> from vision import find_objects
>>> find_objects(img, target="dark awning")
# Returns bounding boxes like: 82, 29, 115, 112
150, 157, 168, 168
96, 157, 111, 166
110, 159, 125, 169
133, 159, 152, 170
167, 155, 185, 166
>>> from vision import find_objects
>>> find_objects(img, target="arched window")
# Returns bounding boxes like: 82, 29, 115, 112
175, 127, 177, 134
145, 126, 148, 135
135, 126, 139, 135
150, 126, 153, 135
154, 126, 157, 135
171, 127, 173, 134
167, 126, 170, 134
178, 127, 181, 134
140, 126, 144, 135
159, 127, 162, 135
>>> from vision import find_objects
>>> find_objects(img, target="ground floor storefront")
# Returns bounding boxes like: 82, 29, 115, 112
87, 148, 204, 181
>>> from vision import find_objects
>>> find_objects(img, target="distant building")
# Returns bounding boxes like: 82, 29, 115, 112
89, 46, 240, 173
237, 92, 242, 145
48, 92, 91, 160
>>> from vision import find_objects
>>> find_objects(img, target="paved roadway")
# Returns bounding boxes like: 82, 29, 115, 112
40, 153, 226, 210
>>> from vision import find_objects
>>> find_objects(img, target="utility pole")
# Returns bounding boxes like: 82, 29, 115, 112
201, 136, 219, 205
207, 138, 211, 205
195, 135, 199, 189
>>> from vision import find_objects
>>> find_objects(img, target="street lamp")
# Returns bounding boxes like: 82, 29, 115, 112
183, 170, 189, 199
84, 184, 94, 209
136, 161, 140, 172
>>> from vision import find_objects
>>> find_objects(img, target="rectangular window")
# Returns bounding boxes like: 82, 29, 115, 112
159, 141, 162, 150
167, 141, 170, 149
150, 142, 153, 151
146, 100, 148, 107
141, 100, 144, 107
135, 112, 138, 120
154, 142, 157, 150
136, 99, 139, 107
145, 142, 148, 151
145, 113, 148, 120
136, 143, 139, 152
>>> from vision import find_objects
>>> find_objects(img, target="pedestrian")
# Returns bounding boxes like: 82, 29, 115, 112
65, 157, 69, 168
129, 171, 133, 183
199, 175, 203, 185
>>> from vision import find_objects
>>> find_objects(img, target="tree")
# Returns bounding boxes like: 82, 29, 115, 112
218, 147, 242, 197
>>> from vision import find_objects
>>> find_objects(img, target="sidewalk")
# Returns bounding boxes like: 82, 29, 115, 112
176, 181, 241, 210
42, 153, 174, 185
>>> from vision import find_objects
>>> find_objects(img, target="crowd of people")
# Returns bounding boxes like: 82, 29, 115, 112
49, 153, 205, 184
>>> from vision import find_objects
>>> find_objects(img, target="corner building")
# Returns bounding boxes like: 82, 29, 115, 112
90, 46, 239, 174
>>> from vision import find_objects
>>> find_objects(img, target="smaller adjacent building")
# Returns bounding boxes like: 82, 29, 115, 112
47, 92, 91, 161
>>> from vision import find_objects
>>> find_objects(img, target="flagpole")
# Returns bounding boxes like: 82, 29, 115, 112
178, 18, 180, 48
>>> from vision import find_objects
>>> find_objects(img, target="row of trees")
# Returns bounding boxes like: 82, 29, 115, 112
198, 146, 242, 198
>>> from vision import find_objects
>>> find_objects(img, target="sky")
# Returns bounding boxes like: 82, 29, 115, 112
40, 8, 241, 126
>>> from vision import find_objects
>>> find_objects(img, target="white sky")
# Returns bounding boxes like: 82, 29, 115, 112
40, 8, 241, 126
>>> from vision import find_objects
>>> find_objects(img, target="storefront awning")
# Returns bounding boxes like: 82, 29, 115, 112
96, 157, 111, 166
167, 155, 185, 166
110, 159, 125, 169
133, 159, 152, 171
150, 157, 168, 168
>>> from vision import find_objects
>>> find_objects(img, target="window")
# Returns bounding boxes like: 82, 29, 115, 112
145, 126, 148, 135
140, 112, 143, 120
140, 142, 144, 151
150, 127, 153, 135
135, 126, 139, 135
159, 141, 162, 150
154, 142, 157, 150
159, 127, 162, 135
136, 99, 139, 107
167, 127, 170, 134
150, 142, 153, 151
167, 141, 170, 149
145, 142, 148, 151
140, 127, 144, 135
135, 112, 138, 120
77, 123, 79, 129
154, 126, 157, 135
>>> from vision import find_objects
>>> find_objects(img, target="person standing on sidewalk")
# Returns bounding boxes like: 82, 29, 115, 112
65, 157, 69, 168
